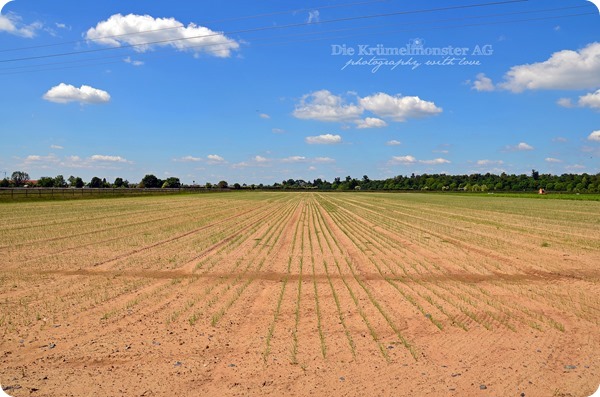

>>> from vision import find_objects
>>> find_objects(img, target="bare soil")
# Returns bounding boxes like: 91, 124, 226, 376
1, 193, 599, 397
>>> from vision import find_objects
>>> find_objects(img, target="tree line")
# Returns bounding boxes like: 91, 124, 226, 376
2, 170, 599, 193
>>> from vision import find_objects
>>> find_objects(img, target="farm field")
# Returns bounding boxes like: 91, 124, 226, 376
0, 192, 599, 397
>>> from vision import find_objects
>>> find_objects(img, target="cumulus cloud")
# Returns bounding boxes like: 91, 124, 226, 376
588, 131, 600, 142
0, 13, 43, 38
175, 156, 203, 162
307, 10, 320, 24
293, 90, 362, 122
558, 90, 600, 110
421, 158, 450, 165
390, 155, 450, 165
293, 90, 441, 125
470, 73, 495, 92
578, 90, 600, 110
207, 154, 225, 163
557, 98, 575, 108
545, 157, 562, 163
505, 142, 534, 151
390, 155, 417, 165
355, 117, 388, 129
90, 155, 131, 163
477, 160, 504, 166
305, 134, 342, 145
43, 83, 111, 104
359, 93, 442, 122
254, 155, 269, 163
499, 42, 600, 92
85, 14, 240, 58
313, 157, 335, 164
282, 156, 307, 163
385, 140, 402, 146
124, 56, 144, 66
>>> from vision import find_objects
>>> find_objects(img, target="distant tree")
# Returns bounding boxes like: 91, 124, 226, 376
113, 177, 124, 188
74, 177, 84, 188
0, 178, 9, 187
217, 180, 228, 189
68, 175, 76, 187
37, 177, 55, 187
89, 177, 103, 188
140, 174, 160, 188
54, 175, 66, 188
531, 169, 539, 181
205, 182, 213, 189
162, 177, 181, 188
11, 171, 29, 187
233, 183, 241, 190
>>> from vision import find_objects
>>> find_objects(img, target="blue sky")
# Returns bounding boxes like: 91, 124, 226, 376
0, 0, 599, 184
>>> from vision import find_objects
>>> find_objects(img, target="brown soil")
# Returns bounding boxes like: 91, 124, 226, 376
1, 193, 599, 397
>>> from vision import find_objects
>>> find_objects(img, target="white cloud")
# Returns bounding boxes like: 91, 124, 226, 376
293, 90, 362, 122
85, 14, 240, 58
307, 10, 320, 24
499, 42, 600, 92
355, 117, 388, 129
477, 160, 504, 166
124, 56, 144, 66
385, 140, 402, 146
43, 83, 111, 104
207, 154, 225, 163
390, 155, 417, 165
545, 157, 562, 163
294, 90, 441, 124
272, 128, 285, 134
588, 131, 600, 142
305, 134, 342, 145
282, 156, 307, 163
259, 113, 270, 119
566, 164, 586, 171
578, 89, 600, 110
313, 157, 335, 164
50, 145, 64, 150
90, 155, 131, 163
308, 166, 317, 171
471, 73, 495, 92
254, 155, 269, 163
176, 156, 203, 162
505, 142, 534, 151
390, 155, 450, 165
0, 13, 43, 38
359, 93, 442, 122
557, 98, 575, 108
420, 158, 451, 165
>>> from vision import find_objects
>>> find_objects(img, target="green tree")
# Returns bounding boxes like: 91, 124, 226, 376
89, 177, 103, 188
74, 177, 84, 188
0, 178, 9, 187
11, 171, 29, 187
54, 175, 66, 188
162, 177, 181, 188
37, 177, 55, 187
140, 174, 160, 188
113, 177, 124, 188
217, 180, 228, 189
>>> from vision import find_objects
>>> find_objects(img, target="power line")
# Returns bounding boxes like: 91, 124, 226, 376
0, 7, 592, 76
0, 0, 392, 54
0, 0, 527, 64
0, 10, 592, 76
